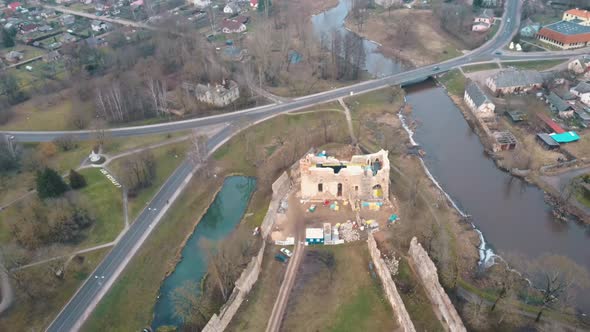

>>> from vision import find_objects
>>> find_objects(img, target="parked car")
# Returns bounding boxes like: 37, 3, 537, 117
275, 253, 288, 263
280, 248, 292, 257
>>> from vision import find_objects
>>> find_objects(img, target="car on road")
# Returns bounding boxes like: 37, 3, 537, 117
433, 66, 440, 71
495, 51, 502, 55
280, 247, 292, 257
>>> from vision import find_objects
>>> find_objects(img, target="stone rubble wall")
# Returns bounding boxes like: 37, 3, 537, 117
408, 237, 467, 332
202, 171, 290, 332
367, 234, 417, 332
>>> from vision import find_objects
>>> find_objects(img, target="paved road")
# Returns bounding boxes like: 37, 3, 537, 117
44, 5, 155, 30
3, 0, 525, 143
36, 0, 575, 330
45, 126, 232, 332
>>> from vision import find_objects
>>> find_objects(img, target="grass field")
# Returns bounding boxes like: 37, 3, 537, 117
437, 69, 467, 97
462, 63, 499, 73
109, 141, 189, 220
83, 110, 351, 331
77, 168, 125, 245
502, 59, 567, 71
0, 247, 110, 332
281, 244, 398, 332
0, 97, 83, 131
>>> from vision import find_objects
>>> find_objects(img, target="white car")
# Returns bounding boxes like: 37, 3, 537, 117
280, 248, 292, 257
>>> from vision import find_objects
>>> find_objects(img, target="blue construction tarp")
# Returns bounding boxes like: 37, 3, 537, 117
550, 131, 580, 143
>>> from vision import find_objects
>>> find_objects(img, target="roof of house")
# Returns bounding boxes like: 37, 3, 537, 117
547, 91, 573, 113
221, 19, 245, 31
465, 81, 491, 107
493, 131, 518, 145
489, 69, 543, 88
537, 113, 565, 133
572, 81, 590, 94
564, 8, 590, 20
506, 110, 526, 122
537, 21, 590, 44
550, 131, 580, 143
305, 228, 323, 239
575, 109, 590, 121
537, 133, 560, 147
224, 2, 239, 11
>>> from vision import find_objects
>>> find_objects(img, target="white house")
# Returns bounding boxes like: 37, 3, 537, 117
472, 23, 490, 32
221, 18, 246, 33
223, 2, 239, 14
464, 81, 495, 118
190, 0, 211, 8
570, 81, 590, 106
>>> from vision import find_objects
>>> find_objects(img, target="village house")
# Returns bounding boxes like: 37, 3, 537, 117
520, 20, 541, 37
91, 20, 111, 32
4, 50, 23, 62
221, 18, 246, 33
547, 91, 574, 118
182, 80, 240, 107
60, 14, 75, 26
190, 0, 211, 8
570, 81, 590, 106
568, 57, 590, 75
464, 81, 495, 118
485, 69, 543, 95
575, 107, 590, 125
299, 150, 390, 202
223, 2, 239, 14
474, 10, 493, 25
19, 23, 38, 34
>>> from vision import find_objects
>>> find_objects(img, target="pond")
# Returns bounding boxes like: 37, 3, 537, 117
151, 176, 256, 329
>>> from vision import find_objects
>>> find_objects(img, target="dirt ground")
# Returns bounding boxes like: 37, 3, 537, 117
345, 9, 465, 67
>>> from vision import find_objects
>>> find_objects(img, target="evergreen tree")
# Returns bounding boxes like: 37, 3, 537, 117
68, 169, 87, 189
1, 28, 16, 48
36, 167, 68, 199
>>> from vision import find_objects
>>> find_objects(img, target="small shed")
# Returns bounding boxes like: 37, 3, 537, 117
493, 131, 518, 151
505, 110, 526, 122
305, 228, 324, 245
536, 133, 560, 149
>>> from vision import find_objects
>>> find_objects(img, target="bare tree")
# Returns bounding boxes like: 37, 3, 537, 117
189, 133, 209, 175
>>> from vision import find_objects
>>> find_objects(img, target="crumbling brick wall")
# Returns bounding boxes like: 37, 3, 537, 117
408, 237, 467, 332
367, 234, 417, 332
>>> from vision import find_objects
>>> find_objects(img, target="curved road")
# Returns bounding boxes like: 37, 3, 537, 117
19, 1, 578, 330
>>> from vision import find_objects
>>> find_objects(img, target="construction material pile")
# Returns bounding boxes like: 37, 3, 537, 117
383, 254, 399, 276
340, 221, 360, 242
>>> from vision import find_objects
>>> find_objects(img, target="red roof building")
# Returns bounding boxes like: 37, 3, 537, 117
250, 0, 258, 8
537, 113, 565, 134
8, 2, 21, 10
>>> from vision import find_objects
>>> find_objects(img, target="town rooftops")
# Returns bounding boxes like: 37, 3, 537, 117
465, 81, 491, 107
537, 113, 565, 133
550, 131, 580, 143
537, 21, 590, 44
572, 81, 590, 94
536, 133, 560, 148
564, 8, 590, 20
489, 69, 543, 88
547, 92, 573, 113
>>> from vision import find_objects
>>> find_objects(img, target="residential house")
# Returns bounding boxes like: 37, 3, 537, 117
485, 69, 543, 95
547, 91, 574, 118
464, 81, 495, 118
60, 14, 75, 26
570, 81, 590, 106
190, 0, 211, 8
4, 50, 23, 62
537, 113, 565, 134
562, 8, 590, 25
536, 133, 560, 149
474, 10, 493, 25
575, 108, 590, 125
472, 22, 490, 32
221, 18, 246, 33
299, 149, 390, 201
19, 23, 38, 34
223, 2, 239, 14
182, 80, 240, 107
60, 33, 77, 43
505, 110, 526, 123
520, 21, 540, 37
7, 2, 21, 11
91, 20, 110, 32
42, 50, 60, 62
568, 57, 590, 74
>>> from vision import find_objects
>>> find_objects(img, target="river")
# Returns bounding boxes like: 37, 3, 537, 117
311, 0, 404, 77
404, 82, 590, 312
151, 176, 256, 330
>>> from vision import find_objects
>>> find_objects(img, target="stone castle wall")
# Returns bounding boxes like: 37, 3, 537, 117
408, 237, 466, 332
367, 234, 416, 332
202, 171, 290, 332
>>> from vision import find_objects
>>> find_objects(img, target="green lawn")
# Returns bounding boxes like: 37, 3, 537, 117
0, 98, 82, 131
281, 244, 398, 332
0, 247, 110, 332
110, 141, 189, 220
502, 59, 567, 71
78, 168, 125, 245
462, 63, 499, 73
437, 69, 467, 97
